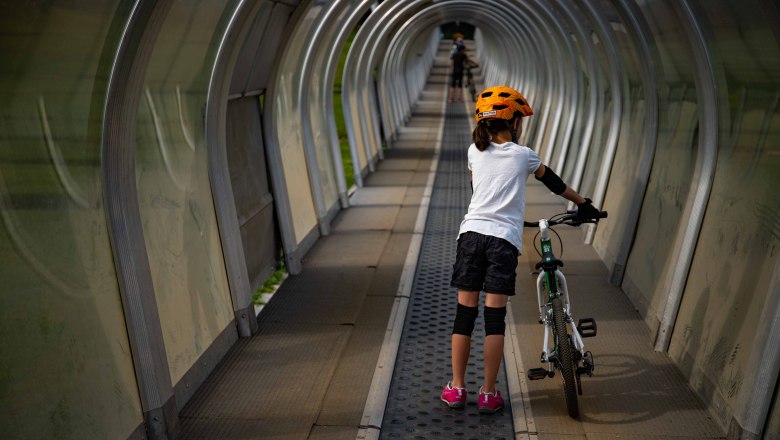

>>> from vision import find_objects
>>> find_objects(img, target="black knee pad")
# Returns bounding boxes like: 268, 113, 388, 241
452, 303, 479, 336
484, 306, 507, 336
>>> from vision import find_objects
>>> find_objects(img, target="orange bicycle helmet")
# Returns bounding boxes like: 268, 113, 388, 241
474, 86, 533, 124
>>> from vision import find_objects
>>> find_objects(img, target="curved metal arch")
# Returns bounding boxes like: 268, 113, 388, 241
347, 0, 443, 169
384, 29, 438, 129
204, 0, 262, 338
378, 1, 525, 131
654, 0, 721, 353
352, 1, 412, 164
525, 0, 579, 165
295, 0, 360, 226
549, 3, 587, 174
378, 2, 584, 160
383, 24, 445, 131
402, 2, 563, 156
553, 0, 601, 191
506, 1, 562, 156
367, 1, 452, 150
342, 0, 409, 182
601, 0, 660, 286
371, 0, 535, 144
101, 0, 179, 437
359, 2, 532, 143
328, 0, 387, 189
453, 2, 544, 146
345, 0, 627, 213
472, 26, 536, 126
293, 1, 338, 235
579, 0, 626, 243
460, 1, 568, 151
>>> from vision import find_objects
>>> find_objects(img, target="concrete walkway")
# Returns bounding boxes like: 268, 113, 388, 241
505, 181, 725, 439
177, 43, 448, 440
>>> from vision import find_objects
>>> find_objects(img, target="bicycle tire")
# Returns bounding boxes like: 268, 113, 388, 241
552, 297, 579, 418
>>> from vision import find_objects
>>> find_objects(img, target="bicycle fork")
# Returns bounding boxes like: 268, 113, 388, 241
527, 270, 597, 381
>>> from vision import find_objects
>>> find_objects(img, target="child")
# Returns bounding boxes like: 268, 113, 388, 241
448, 44, 472, 103
440, 86, 600, 414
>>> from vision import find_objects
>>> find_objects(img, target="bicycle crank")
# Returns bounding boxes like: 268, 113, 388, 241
527, 368, 553, 381
575, 351, 595, 377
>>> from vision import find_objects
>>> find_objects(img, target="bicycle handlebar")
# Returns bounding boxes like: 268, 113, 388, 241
523, 210, 608, 228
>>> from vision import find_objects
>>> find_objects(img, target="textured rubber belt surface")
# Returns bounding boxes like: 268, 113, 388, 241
380, 102, 514, 439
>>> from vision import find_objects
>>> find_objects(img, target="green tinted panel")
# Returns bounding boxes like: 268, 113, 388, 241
135, 0, 235, 384
623, 3, 700, 323
0, 2, 142, 438
668, 0, 780, 414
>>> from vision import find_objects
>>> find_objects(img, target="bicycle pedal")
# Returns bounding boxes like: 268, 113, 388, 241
527, 368, 549, 380
577, 318, 597, 338
576, 365, 594, 377
577, 352, 595, 377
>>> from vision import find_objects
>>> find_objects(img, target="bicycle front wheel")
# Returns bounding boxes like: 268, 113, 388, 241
552, 297, 579, 418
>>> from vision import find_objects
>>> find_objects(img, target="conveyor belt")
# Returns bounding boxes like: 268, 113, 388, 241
379, 99, 514, 439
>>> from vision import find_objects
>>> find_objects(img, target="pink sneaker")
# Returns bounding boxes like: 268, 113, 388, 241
478, 387, 504, 414
440, 382, 467, 409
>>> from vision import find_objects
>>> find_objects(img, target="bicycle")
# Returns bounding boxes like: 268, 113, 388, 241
523, 209, 607, 418
464, 61, 478, 102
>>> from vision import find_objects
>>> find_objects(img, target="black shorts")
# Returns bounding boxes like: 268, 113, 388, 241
450, 231, 519, 295
451, 70, 464, 87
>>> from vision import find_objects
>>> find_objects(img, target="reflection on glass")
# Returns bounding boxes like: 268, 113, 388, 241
274, 10, 320, 242
309, 70, 339, 209
135, 0, 235, 385
666, 0, 780, 411
0, 2, 142, 438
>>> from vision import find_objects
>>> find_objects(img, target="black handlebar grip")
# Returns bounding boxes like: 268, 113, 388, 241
599, 211, 608, 219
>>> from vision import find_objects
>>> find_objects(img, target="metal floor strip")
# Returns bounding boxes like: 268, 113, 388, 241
378, 99, 515, 438
356, 55, 448, 440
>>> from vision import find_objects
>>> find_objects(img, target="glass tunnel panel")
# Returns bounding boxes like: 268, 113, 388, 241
134, 0, 235, 385
296, 0, 348, 220
272, 3, 320, 243
667, 0, 780, 423
622, 3, 700, 329
592, 0, 655, 276
308, 60, 339, 211
0, 2, 143, 438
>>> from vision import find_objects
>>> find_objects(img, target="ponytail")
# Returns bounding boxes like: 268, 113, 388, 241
473, 123, 492, 151
472, 119, 511, 151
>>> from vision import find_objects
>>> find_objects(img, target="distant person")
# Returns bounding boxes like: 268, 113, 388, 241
448, 44, 473, 103
440, 86, 600, 414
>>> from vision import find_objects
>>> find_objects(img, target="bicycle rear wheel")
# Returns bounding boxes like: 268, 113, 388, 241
552, 297, 579, 418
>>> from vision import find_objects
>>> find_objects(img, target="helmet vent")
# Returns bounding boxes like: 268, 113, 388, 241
481, 92, 493, 98
516, 99, 525, 105
492, 104, 508, 110
498, 92, 511, 97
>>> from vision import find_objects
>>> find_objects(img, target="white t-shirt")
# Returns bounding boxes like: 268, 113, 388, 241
458, 141, 542, 252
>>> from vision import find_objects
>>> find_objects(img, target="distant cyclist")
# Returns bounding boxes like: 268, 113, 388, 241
440, 86, 600, 413
448, 44, 473, 103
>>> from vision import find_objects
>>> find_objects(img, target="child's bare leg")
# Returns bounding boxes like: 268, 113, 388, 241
451, 290, 479, 388
482, 293, 509, 392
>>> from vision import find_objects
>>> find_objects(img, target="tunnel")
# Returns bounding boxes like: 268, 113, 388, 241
1, 0, 779, 439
